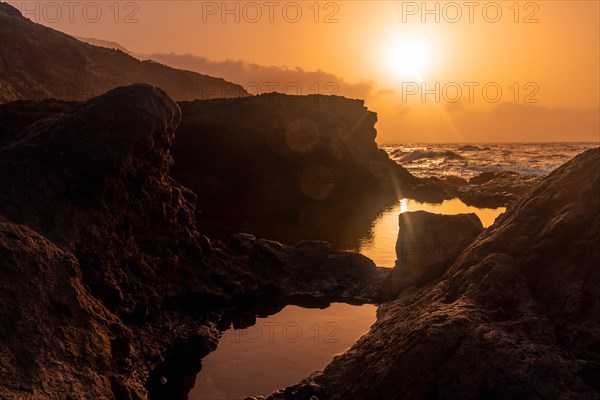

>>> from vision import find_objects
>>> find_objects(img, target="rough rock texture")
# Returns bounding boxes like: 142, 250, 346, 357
267, 148, 600, 399
0, 3, 249, 103
223, 234, 386, 302
0, 220, 133, 400
396, 211, 483, 266
0, 84, 219, 399
395, 211, 484, 284
0, 84, 216, 321
173, 94, 446, 245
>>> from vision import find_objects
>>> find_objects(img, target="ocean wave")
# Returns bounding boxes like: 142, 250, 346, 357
399, 150, 464, 163
457, 145, 480, 151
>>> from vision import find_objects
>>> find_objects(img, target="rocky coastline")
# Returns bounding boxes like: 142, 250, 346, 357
0, 84, 598, 400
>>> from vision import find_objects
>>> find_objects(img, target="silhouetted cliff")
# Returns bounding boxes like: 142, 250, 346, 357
173, 94, 445, 244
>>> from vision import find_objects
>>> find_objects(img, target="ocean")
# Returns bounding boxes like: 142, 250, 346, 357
382, 142, 599, 179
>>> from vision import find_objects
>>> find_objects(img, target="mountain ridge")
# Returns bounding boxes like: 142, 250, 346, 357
0, 2, 249, 103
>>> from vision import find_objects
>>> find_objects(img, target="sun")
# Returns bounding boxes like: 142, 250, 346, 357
385, 38, 432, 81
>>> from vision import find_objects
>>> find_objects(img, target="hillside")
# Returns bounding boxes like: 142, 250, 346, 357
0, 3, 249, 103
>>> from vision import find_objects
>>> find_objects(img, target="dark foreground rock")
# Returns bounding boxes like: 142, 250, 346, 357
0, 221, 128, 399
267, 147, 600, 399
0, 85, 388, 399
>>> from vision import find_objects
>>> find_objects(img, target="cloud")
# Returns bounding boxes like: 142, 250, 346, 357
396, 104, 411, 117
443, 101, 465, 113
374, 88, 396, 97
138, 52, 374, 99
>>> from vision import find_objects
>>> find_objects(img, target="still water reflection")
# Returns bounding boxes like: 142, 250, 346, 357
357, 198, 505, 267
189, 303, 377, 399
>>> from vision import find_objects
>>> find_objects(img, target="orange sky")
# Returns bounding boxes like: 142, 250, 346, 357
19, 0, 600, 143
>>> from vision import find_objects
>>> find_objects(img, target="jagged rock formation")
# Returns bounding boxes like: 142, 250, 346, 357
0, 84, 219, 398
0, 99, 75, 144
0, 84, 211, 320
0, 3, 249, 103
267, 147, 600, 399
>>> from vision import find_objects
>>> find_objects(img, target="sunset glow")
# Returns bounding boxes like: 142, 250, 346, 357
385, 37, 432, 81
25, 0, 599, 142
1, 1, 599, 399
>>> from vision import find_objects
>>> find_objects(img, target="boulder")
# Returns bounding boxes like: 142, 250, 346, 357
0, 84, 216, 320
395, 211, 484, 284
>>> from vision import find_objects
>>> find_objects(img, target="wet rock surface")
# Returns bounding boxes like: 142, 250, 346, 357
266, 148, 600, 400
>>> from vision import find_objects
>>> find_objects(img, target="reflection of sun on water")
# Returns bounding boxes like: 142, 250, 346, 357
358, 198, 506, 267
399, 198, 408, 213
